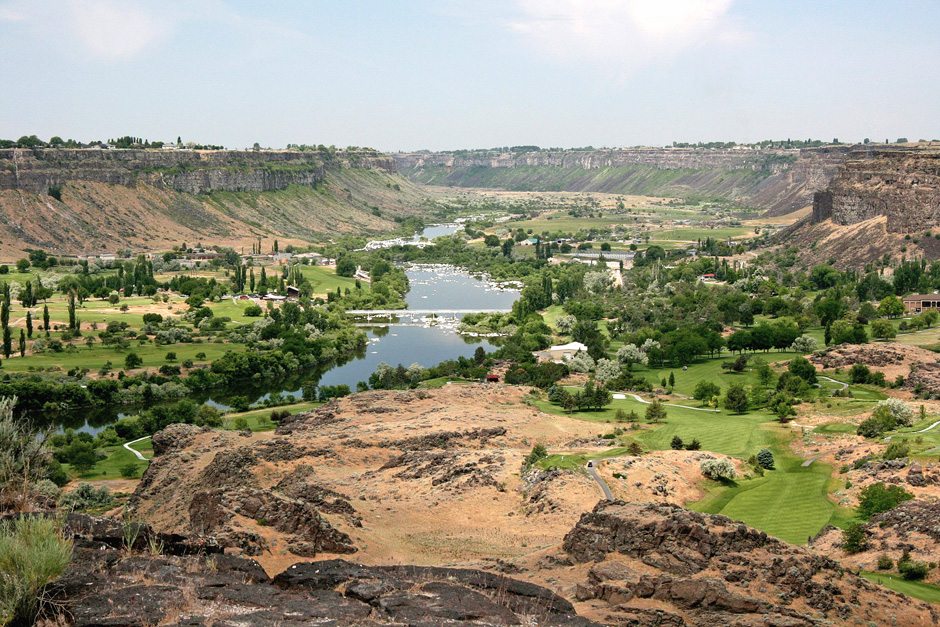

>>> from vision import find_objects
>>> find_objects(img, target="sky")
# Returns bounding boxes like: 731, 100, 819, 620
0, 0, 937, 151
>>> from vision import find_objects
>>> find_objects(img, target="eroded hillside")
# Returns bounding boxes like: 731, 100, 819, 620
0, 148, 427, 256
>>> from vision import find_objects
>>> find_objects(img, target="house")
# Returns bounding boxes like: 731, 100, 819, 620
519, 238, 540, 246
699, 273, 716, 281
902, 294, 940, 314
286, 285, 301, 298
485, 374, 500, 383
538, 341, 589, 362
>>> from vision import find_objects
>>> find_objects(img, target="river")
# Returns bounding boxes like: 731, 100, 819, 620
57, 258, 520, 434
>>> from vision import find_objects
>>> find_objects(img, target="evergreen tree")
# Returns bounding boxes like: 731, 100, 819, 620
250, 268, 255, 292
25, 311, 32, 338
18, 329, 24, 357
0, 300, 8, 329
3, 326, 12, 358
67, 291, 77, 330
43, 304, 50, 336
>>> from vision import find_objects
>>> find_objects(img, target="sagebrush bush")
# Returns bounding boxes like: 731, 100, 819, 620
0, 516, 73, 625
58, 483, 113, 512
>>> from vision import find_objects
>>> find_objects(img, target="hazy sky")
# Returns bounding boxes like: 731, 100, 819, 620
0, 0, 937, 151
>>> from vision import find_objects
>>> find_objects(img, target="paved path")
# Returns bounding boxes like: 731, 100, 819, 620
123, 436, 150, 461
884, 420, 940, 442
586, 460, 614, 500
801, 450, 837, 467
625, 393, 720, 413
817, 375, 849, 391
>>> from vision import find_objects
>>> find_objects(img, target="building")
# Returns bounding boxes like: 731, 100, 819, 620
286, 286, 301, 298
903, 294, 940, 314
534, 341, 590, 363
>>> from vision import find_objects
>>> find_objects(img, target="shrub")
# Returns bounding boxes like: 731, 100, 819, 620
857, 482, 914, 519
59, 483, 113, 512
883, 442, 910, 461
164, 352, 177, 362
0, 516, 73, 625
872, 398, 914, 427
685, 438, 701, 451
842, 523, 867, 553
898, 552, 929, 580
857, 405, 897, 438
243, 305, 263, 317
525, 443, 548, 466
700, 458, 736, 481
849, 363, 871, 384
670, 435, 684, 450
119, 463, 138, 479
877, 554, 894, 570
232, 417, 249, 431
692, 381, 720, 403
756, 448, 775, 469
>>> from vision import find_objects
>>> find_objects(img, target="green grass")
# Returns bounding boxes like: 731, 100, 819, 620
814, 422, 858, 434
66, 443, 150, 480
637, 351, 801, 398
861, 571, 940, 605
650, 227, 751, 242
5, 339, 232, 372
538, 447, 632, 471
299, 265, 359, 295
690, 451, 856, 545
223, 401, 323, 431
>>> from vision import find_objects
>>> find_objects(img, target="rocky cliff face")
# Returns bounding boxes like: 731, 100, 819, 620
812, 146, 940, 232
0, 148, 421, 255
0, 147, 397, 195
561, 501, 939, 626
395, 147, 848, 215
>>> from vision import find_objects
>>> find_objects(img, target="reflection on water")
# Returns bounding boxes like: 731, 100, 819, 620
57, 265, 520, 434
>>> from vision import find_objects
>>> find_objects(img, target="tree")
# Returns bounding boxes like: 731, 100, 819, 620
15, 258, 30, 273
25, 311, 32, 339
42, 305, 50, 335
594, 358, 621, 383
755, 361, 775, 388
668, 372, 675, 388
872, 398, 914, 427
645, 399, 668, 423
18, 329, 25, 357
724, 383, 749, 414
877, 295, 904, 318
692, 381, 720, 404
789, 334, 818, 353
670, 435, 684, 450
65, 440, 98, 475
616, 343, 647, 369
849, 363, 871, 384
3, 327, 11, 359
756, 448, 775, 469
787, 356, 817, 384
124, 352, 143, 370
870, 319, 896, 341
841, 523, 867, 554
336, 257, 356, 277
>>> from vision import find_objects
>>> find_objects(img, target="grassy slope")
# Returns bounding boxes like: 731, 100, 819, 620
860, 572, 940, 605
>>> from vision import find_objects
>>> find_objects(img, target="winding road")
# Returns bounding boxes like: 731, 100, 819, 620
817, 375, 849, 391
586, 460, 614, 500
123, 436, 150, 461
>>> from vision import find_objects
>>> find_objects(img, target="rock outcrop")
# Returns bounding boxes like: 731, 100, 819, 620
395, 146, 848, 215
812, 146, 940, 232
560, 501, 939, 626
51, 514, 595, 626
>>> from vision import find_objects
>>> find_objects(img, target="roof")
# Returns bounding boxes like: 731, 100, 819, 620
549, 341, 588, 352
903, 294, 940, 301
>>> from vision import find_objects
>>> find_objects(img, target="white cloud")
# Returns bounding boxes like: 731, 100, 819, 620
510, 0, 742, 72
67, 0, 172, 59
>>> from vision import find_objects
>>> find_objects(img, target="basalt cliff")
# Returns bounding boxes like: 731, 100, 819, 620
0, 148, 425, 256
779, 145, 940, 267
394, 147, 849, 216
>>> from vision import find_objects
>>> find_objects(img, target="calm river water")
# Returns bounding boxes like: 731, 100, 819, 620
59, 260, 520, 434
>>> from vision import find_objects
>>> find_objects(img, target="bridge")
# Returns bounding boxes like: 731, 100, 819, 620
345, 308, 511, 321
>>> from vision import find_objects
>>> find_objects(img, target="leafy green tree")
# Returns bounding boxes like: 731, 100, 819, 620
787, 356, 817, 384
15, 258, 30, 273
877, 295, 904, 318
124, 352, 142, 370
841, 523, 867, 553
692, 381, 720, 404
870, 319, 896, 341
645, 399, 668, 423
724, 383, 749, 414
849, 363, 871, 384
756, 448, 775, 469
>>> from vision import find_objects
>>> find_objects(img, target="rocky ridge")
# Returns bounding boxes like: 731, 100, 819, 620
395, 147, 848, 215
559, 501, 939, 626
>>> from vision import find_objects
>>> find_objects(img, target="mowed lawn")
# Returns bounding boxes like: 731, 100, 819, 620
690, 452, 852, 545
861, 572, 940, 605
3, 340, 232, 372
299, 265, 359, 295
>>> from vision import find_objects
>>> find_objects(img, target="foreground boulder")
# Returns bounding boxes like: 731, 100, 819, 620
51, 515, 597, 626
560, 501, 939, 626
